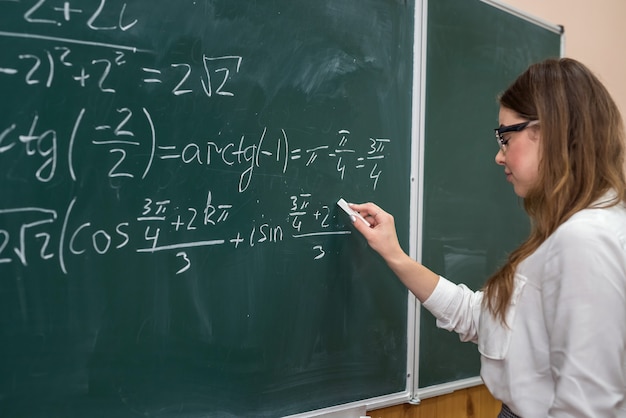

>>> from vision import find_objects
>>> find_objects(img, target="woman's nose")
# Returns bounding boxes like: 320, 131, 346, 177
495, 148, 505, 166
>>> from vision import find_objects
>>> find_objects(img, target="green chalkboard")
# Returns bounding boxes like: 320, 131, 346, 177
419, 0, 561, 389
0, 1, 413, 416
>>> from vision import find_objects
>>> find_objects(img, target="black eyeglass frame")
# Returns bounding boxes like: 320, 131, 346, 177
494, 120, 538, 150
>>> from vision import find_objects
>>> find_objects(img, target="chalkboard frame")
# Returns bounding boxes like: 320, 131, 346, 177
0, 0, 565, 416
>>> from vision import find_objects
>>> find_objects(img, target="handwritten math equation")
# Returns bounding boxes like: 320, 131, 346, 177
0, 109, 389, 191
0, 190, 360, 275
0, 0, 241, 95
0, 0, 395, 274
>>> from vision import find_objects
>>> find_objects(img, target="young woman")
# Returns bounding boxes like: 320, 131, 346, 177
350, 58, 626, 417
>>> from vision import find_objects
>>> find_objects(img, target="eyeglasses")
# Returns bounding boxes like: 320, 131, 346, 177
494, 120, 538, 151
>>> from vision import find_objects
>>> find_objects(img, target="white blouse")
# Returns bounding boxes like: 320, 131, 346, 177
422, 198, 626, 417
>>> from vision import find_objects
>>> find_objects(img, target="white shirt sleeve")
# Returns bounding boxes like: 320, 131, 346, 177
543, 217, 626, 417
422, 276, 483, 344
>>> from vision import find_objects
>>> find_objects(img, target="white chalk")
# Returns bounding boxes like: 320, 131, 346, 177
337, 198, 370, 227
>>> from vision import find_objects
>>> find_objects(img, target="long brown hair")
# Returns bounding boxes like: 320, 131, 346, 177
483, 58, 626, 323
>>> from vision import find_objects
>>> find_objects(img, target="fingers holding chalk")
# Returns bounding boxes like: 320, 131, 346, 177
337, 198, 371, 227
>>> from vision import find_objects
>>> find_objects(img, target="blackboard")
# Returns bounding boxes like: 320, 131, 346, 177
419, 0, 562, 390
0, 1, 414, 417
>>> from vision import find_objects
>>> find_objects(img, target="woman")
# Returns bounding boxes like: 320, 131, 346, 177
350, 58, 626, 417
